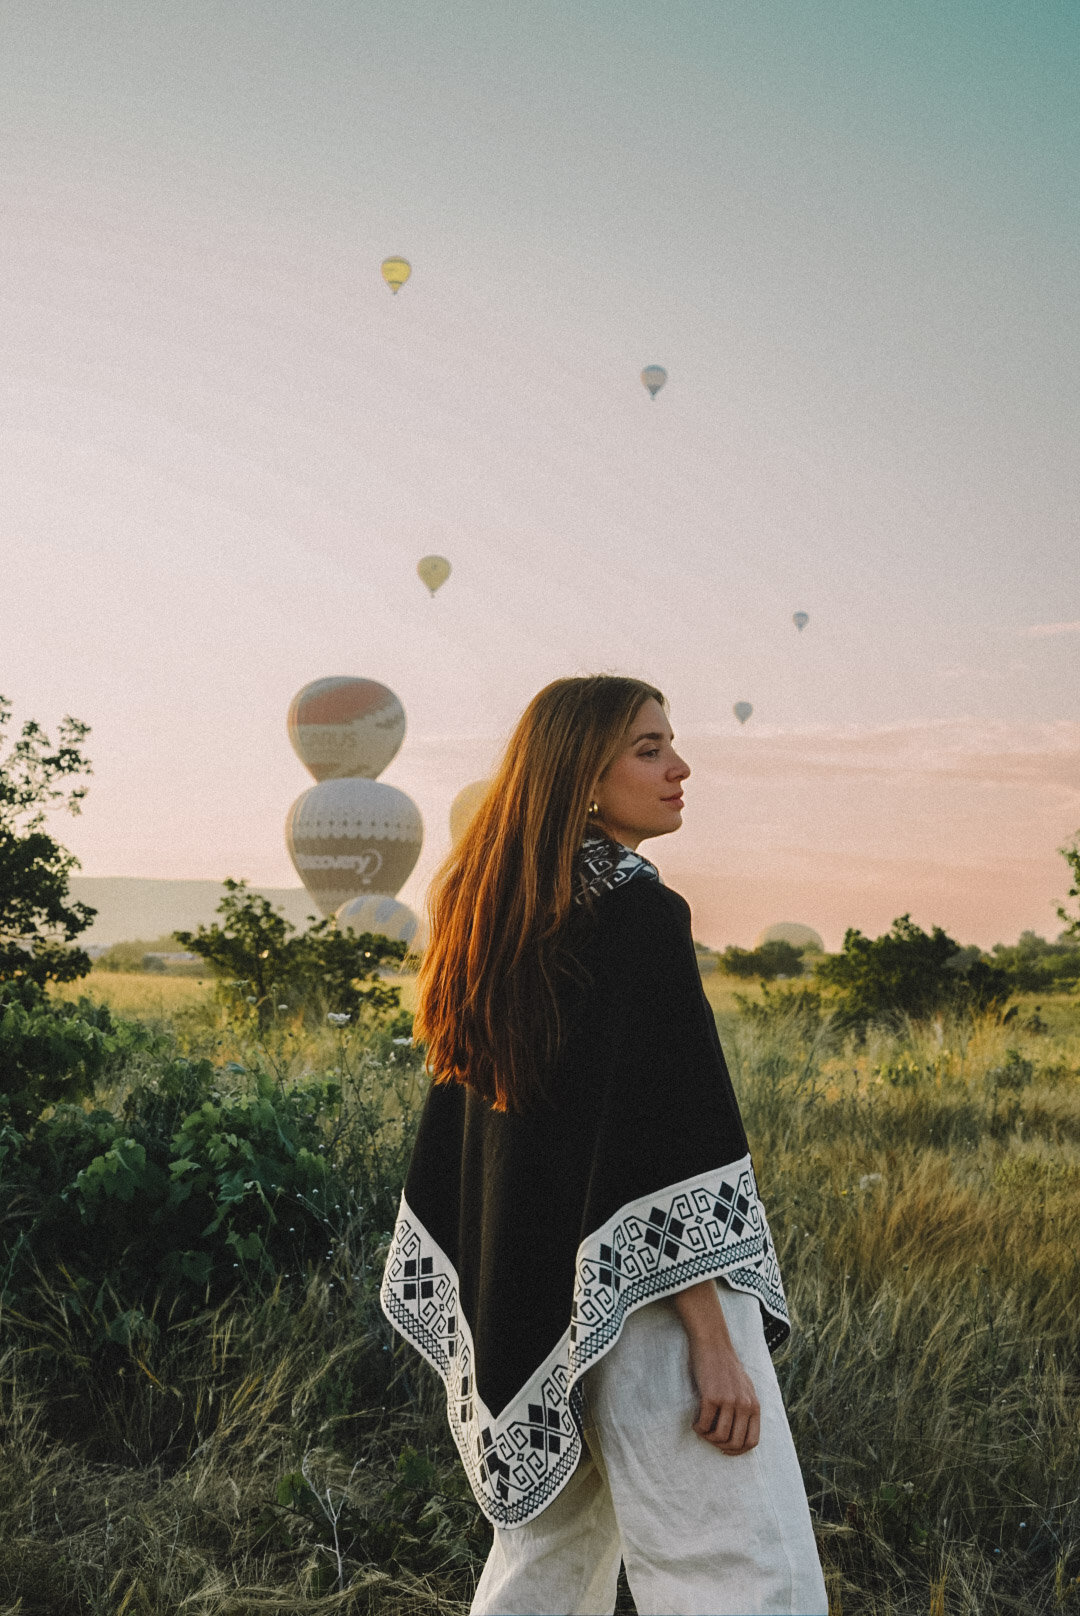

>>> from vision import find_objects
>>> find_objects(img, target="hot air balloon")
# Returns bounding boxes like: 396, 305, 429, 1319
733, 702, 753, 726
449, 779, 490, 846
755, 922, 824, 953
288, 678, 405, 783
793, 612, 809, 632
641, 365, 667, 399
381, 256, 411, 294
337, 893, 424, 950
417, 555, 451, 596
285, 778, 423, 916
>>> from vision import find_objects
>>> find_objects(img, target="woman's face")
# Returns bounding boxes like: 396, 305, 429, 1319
591, 698, 691, 851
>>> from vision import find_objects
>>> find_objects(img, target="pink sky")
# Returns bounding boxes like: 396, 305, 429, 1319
3, 3, 1078, 950
383, 720, 1080, 950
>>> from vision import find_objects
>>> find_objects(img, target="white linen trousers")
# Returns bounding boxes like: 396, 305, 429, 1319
470, 1281, 828, 1616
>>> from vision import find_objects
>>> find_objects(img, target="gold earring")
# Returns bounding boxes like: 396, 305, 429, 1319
588, 801, 600, 815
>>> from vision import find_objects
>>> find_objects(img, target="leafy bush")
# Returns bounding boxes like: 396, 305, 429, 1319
720, 939, 806, 980
989, 931, 1080, 994
176, 879, 409, 1030
815, 914, 1010, 1029
0, 1058, 350, 1333
0, 977, 150, 1128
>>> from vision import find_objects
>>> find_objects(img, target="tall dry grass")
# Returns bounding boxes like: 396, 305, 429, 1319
0, 993, 1076, 1612
726, 999, 1080, 1615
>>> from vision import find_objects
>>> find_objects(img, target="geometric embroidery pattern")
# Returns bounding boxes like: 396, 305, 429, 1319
380, 1153, 789, 1528
574, 831, 660, 905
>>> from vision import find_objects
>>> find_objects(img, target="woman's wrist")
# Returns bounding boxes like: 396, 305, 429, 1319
672, 1279, 739, 1350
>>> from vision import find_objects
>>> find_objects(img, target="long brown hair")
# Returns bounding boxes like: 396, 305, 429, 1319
415, 675, 665, 1113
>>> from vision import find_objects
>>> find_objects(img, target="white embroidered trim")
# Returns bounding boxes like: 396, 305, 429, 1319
575, 833, 659, 903
379, 1153, 788, 1528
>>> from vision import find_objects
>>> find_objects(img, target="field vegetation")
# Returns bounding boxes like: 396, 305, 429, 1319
2, 710, 1079, 1613
0, 969, 1077, 1614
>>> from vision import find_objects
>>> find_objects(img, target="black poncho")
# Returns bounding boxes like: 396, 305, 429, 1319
380, 833, 788, 1528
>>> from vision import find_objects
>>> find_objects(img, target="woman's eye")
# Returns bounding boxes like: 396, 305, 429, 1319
639, 748, 660, 758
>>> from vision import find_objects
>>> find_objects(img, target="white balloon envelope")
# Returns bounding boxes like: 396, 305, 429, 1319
336, 893, 424, 950
449, 778, 490, 846
285, 778, 424, 916
288, 677, 405, 783
755, 922, 824, 953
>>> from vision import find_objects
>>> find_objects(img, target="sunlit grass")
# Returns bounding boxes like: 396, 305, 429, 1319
57, 969, 214, 1015
3, 981, 1078, 1612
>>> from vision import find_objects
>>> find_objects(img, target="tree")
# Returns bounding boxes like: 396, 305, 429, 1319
176, 879, 409, 1031
0, 697, 95, 986
815, 914, 1009, 1029
720, 940, 806, 981
989, 930, 1080, 994
1057, 835, 1080, 938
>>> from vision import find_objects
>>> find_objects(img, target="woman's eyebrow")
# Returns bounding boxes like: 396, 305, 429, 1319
631, 730, 673, 745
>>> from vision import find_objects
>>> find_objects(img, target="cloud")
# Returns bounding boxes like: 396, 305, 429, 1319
1019, 621, 1080, 638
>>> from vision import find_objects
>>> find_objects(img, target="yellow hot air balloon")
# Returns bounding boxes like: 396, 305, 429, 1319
417, 555, 451, 596
381, 256, 411, 294
449, 779, 490, 846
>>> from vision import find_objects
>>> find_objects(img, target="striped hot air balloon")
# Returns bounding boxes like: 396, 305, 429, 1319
287, 678, 405, 783
285, 779, 423, 916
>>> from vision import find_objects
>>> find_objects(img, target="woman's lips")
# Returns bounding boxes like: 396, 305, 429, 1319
662, 794, 684, 806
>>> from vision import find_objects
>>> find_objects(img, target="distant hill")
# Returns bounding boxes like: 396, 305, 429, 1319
69, 878, 318, 946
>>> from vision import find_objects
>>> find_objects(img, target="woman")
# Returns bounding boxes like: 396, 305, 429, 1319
381, 676, 827, 1616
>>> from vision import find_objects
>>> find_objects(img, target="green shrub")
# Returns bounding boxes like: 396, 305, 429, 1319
815, 915, 1010, 1029
989, 932, 1080, 993
176, 879, 409, 1031
0, 978, 150, 1128
0, 1060, 352, 1337
721, 939, 806, 979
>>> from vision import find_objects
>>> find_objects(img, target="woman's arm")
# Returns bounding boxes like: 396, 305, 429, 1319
672, 1280, 761, 1456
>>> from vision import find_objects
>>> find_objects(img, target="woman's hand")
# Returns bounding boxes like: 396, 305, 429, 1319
672, 1280, 761, 1456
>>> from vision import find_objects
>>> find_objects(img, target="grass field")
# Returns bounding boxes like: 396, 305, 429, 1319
5, 980, 1078, 1613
